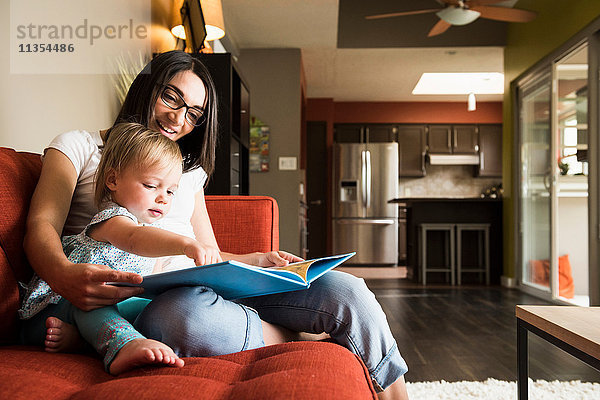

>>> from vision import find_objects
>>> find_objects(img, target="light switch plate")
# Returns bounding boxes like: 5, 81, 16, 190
278, 156, 297, 170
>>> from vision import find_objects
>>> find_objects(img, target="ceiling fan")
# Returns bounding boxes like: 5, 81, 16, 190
365, 0, 537, 37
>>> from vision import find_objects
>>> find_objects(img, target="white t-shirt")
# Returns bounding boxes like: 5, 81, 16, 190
47, 130, 207, 240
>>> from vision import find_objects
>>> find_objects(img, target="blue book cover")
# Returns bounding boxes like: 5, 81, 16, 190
131, 253, 355, 300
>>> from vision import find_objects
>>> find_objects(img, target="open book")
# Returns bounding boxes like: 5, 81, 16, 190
127, 253, 355, 300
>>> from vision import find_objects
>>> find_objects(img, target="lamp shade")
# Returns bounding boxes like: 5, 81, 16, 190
171, 0, 186, 39
202, 0, 225, 41
436, 7, 480, 26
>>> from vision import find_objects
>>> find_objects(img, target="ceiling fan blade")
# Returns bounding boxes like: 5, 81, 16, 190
470, 5, 537, 22
428, 19, 452, 37
366, 9, 439, 20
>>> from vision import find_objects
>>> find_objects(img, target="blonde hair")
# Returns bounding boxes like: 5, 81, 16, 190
95, 122, 183, 207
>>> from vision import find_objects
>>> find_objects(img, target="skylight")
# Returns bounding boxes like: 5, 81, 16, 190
412, 72, 504, 95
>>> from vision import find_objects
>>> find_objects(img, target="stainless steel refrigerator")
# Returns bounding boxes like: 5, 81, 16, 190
332, 142, 398, 265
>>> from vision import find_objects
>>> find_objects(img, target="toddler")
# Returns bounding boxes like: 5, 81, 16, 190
19, 123, 216, 374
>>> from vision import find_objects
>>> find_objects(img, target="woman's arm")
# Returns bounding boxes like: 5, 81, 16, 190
190, 190, 303, 267
91, 215, 217, 266
23, 149, 143, 311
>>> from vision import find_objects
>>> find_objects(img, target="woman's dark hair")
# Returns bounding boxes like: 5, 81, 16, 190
113, 50, 218, 180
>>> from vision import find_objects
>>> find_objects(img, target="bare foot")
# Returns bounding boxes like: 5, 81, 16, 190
45, 317, 86, 353
109, 338, 185, 375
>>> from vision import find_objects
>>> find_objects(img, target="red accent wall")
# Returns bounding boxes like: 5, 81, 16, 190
332, 101, 502, 124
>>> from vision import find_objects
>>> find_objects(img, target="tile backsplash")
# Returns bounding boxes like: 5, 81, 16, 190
400, 165, 501, 198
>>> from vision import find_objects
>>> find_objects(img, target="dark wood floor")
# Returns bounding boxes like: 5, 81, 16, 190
365, 279, 600, 383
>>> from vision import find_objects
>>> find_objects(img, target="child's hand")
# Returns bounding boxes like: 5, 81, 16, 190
254, 251, 304, 267
184, 241, 222, 266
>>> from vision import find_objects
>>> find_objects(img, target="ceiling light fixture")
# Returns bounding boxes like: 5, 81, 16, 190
467, 92, 476, 112
436, 6, 481, 26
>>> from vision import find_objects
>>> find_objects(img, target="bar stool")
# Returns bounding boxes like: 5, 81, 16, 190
456, 223, 490, 285
419, 223, 456, 285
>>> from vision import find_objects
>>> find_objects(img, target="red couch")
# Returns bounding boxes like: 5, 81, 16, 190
0, 148, 376, 399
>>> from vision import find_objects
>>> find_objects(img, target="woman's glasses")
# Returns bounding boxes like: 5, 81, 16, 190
160, 85, 205, 126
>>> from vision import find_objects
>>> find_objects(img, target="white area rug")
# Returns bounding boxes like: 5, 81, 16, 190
406, 378, 600, 400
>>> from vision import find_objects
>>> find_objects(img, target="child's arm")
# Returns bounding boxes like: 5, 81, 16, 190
89, 215, 222, 266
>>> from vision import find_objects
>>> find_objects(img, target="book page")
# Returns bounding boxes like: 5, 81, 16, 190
271, 260, 316, 282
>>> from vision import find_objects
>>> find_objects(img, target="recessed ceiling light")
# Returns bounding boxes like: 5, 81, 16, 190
412, 72, 504, 95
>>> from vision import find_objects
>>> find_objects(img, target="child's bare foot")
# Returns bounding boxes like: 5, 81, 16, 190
109, 338, 185, 375
45, 317, 86, 353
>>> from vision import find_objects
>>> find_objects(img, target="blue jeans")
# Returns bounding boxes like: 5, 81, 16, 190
133, 271, 407, 391
21, 271, 407, 390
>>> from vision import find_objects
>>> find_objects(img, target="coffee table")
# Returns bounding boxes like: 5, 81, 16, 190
516, 305, 600, 400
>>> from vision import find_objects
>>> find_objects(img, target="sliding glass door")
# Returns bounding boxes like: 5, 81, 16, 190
516, 43, 593, 305
555, 45, 590, 305
518, 73, 553, 299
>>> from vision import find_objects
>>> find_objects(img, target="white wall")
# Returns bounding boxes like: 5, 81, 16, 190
236, 49, 302, 254
1, 0, 176, 153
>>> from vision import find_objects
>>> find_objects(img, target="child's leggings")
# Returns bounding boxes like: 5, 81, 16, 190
20, 298, 147, 372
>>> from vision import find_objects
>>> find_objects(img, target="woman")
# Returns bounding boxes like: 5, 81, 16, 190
23, 50, 409, 399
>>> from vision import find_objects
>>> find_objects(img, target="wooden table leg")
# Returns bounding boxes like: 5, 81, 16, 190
517, 319, 528, 400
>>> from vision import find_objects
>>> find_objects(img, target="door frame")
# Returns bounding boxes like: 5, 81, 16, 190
512, 18, 600, 305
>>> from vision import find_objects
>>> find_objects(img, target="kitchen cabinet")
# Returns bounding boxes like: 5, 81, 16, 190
334, 124, 397, 143
195, 53, 249, 195
366, 125, 397, 142
334, 124, 363, 143
428, 124, 479, 155
477, 124, 503, 177
397, 125, 426, 177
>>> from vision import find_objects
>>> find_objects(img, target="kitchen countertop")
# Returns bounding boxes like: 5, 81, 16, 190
388, 197, 502, 204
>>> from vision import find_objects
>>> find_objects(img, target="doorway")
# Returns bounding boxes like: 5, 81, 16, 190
306, 121, 328, 258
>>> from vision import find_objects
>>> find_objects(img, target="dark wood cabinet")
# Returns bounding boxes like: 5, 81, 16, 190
366, 125, 397, 142
428, 124, 478, 155
453, 125, 479, 154
477, 124, 503, 177
334, 124, 397, 143
195, 53, 249, 195
334, 124, 426, 178
397, 125, 426, 177
334, 124, 363, 143
427, 125, 453, 154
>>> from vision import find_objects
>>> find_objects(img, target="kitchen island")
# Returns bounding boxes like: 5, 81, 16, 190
390, 197, 503, 284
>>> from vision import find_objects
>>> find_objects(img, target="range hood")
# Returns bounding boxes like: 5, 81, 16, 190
427, 154, 480, 165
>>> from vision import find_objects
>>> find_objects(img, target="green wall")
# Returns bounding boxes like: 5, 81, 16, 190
503, 0, 600, 279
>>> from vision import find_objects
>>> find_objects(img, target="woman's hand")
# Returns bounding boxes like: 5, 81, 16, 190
184, 241, 222, 266
54, 262, 144, 311
253, 251, 304, 267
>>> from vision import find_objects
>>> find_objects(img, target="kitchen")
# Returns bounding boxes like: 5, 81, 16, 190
216, 1, 598, 308
318, 107, 504, 285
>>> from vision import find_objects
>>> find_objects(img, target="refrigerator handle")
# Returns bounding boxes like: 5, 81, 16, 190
361, 150, 367, 208
365, 150, 372, 209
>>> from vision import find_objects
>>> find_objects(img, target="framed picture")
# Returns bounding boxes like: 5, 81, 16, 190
250, 121, 270, 172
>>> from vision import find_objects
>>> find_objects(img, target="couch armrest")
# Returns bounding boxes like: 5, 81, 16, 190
205, 196, 279, 254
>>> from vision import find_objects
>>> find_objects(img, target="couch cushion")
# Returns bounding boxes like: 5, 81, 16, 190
205, 196, 279, 253
0, 148, 42, 343
2, 342, 376, 399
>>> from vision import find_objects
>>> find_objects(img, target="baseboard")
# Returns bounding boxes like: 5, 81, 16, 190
501, 275, 517, 288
